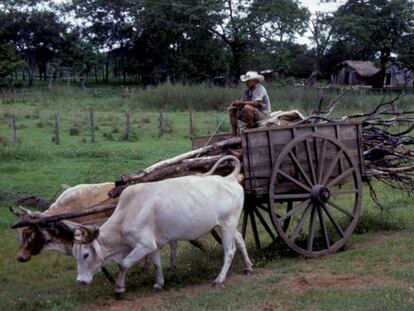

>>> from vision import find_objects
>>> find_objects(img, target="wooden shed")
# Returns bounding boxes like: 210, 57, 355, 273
331, 60, 380, 86
383, 63, 414, 87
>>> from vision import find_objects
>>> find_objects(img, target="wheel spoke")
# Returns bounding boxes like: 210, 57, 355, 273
257, 204, 270, 213
289, 203, 311, 242
321, 204, 344, 237
307, 206, 317, 251
317, 139, 327, 184
278, 169, 311, 192
279, 199, 310, 222
326, 200, 354, 219
313, 137, 319, 167
331, 189, 359, 196
317, 205, 330, 248
321, 150, 343, 186
326, 168, 354, 188
305, 139, 317, 184
241, 209, 248, 239
288, 151, 313, 187
254, 208, 277, 242
273, 193, 310, 201
250, 210, 261, 249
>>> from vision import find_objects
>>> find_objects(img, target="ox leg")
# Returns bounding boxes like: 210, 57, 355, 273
213, 226, 236, 286
121, 243, 157, 270
116, 243, 157, 293
149, 248, 164, 289
169, 241, 177, 271
115, 265, 129, 294
139, 255, 151, 275
234, 231, 253, 275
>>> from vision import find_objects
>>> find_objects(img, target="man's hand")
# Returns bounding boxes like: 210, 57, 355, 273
231, 100, 243, 108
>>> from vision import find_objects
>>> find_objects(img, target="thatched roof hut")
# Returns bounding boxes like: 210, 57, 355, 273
331, 60, 380, 86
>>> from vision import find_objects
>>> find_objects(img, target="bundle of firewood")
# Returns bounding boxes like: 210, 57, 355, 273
349, 95, 414, 192
109, 137, 243, 198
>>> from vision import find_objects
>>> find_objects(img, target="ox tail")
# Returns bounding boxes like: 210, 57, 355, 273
203, 155, 241, 179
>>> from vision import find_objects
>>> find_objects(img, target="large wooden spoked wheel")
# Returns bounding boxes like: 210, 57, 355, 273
268, 133, 362, 257
211, 195, 286, 249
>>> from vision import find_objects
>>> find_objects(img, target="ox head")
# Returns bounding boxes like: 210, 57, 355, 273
72, 225, 103, 285
9, 207, 73, 262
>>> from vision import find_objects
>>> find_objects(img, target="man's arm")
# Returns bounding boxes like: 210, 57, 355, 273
232, 100, 262, 108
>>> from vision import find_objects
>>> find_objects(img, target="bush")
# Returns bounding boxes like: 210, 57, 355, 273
69, 127, 80, 136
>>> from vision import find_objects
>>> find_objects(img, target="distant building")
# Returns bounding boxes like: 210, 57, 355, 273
331, 61, 380, 86
383, 63, 414, 87
331, 60, 414, 87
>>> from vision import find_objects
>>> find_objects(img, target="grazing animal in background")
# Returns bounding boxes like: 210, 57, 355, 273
72, 155, 252, 294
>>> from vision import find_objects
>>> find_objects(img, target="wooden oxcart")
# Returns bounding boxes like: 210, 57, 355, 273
193, 121, 365, 257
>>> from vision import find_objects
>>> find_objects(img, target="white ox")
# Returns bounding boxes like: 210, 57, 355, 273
72, 155, 253, 293
12, 183, 182, 270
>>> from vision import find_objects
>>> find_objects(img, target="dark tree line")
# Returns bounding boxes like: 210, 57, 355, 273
0, 0, 413, 86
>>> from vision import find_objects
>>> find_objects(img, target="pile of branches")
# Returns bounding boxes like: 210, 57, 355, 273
109, 137, 243, 198
349, 94, 414, 192
320, 92, 414, 193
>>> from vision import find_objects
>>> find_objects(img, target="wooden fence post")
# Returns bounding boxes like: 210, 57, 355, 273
159, 110, 164, 137
54, 112, 60, 145
125, 111, 131, 140
89, 109, 95, 143
189, 109, 194, 137
11, 114, 17, 144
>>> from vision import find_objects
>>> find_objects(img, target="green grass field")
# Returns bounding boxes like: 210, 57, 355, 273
1, 85, 414, 311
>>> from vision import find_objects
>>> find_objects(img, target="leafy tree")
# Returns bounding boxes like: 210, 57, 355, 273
69, 0, 135, 82
331, 0, 414, 85
1, 7, 67, 86
0, 43, 24, 82
308, 12, 333, 78
250, 0, 310, 43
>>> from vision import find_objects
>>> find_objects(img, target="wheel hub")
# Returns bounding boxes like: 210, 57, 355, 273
310, 185, 330, 204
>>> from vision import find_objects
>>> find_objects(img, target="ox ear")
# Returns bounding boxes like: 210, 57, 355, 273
73, 225, 100, 244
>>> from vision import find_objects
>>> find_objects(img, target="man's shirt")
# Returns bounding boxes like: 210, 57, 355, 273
241, 83, 271, 114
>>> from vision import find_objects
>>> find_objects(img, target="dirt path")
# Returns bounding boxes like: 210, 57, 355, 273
78, 232, 411, 311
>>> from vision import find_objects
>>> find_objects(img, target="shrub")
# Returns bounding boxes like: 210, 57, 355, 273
69, 127, 80, 136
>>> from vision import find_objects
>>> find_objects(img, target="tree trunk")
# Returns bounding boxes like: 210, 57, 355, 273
230, 44, 243, 82
105, 62, 109, 83
94, 67, 98, 83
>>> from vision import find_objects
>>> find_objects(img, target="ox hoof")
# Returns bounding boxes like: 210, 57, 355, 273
153, 283, 163, 291
114, 286, 126, 296
244, 268, 253, 276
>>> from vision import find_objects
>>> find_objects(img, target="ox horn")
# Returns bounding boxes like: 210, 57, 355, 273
9, 206, 27, 218
74, 225, 100, 244
9, 206, 46, 229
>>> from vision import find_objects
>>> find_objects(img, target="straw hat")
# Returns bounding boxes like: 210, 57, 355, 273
240, 71, 264, 82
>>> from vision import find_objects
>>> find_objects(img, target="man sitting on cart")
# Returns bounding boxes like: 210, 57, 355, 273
229, 71, 271, 135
